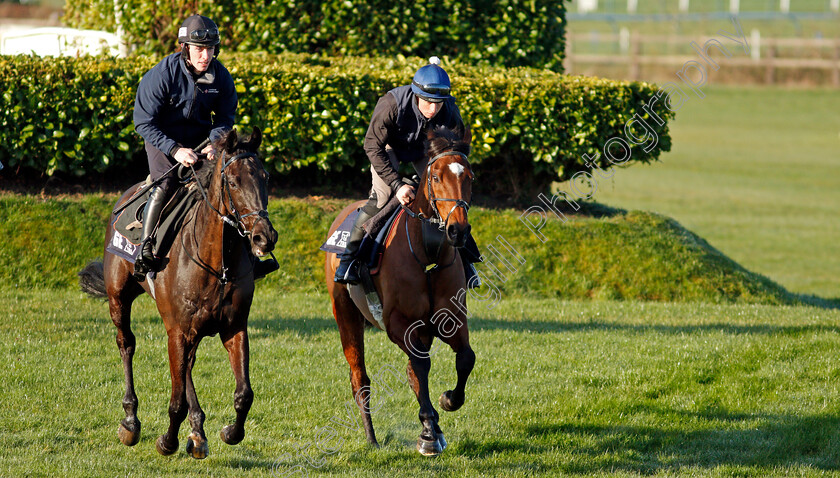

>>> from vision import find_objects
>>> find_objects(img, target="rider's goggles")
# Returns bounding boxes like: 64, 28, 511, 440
190, 28, 219, 43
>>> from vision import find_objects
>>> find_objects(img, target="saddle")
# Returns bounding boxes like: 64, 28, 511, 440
320, 197, 403, 274
106, 181, 199, 265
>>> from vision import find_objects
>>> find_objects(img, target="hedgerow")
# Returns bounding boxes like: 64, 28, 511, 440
0, 53, 673, 194
63, 0, 567, 71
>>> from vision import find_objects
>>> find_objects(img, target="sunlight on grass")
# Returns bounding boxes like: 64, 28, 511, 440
2, 289, 839, 476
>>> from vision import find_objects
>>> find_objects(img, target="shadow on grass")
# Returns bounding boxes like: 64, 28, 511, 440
470, 317, 840, 336
795, 293, 840, 310
246, 312, 840, 339
247, 314, 337, 338
516, 409, 840, 474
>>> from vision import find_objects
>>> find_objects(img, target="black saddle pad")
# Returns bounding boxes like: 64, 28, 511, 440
320, 201, 402, 272
106, 184, 198, 264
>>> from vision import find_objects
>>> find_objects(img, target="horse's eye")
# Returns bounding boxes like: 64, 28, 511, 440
432, 174, 440, 183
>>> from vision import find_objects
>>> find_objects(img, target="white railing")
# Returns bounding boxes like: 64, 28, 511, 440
1, 27, 122, 57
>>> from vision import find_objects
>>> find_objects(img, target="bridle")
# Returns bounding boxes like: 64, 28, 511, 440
401, 149, 472, 272
402, 150, 472, 230
183, 149, 271, 285
193, 150, 270, 239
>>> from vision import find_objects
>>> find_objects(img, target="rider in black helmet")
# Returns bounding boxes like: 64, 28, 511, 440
334, 57, 481, 287
132, 14, 236, 279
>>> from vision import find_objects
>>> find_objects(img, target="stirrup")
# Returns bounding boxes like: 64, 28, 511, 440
334, 258, 360, 285
133, 258, 151, 281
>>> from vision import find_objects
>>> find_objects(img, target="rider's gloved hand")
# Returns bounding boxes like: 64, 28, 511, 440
396, 184, 415, 206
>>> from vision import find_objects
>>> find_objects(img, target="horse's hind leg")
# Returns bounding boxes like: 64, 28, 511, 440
109, 295, 142, 446
105, 258, 144, 447
184, 346, 209, 459
331, 289, 378, 446
219, 326, 253, 446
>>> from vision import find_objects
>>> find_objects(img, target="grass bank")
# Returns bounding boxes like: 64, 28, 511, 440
0, 194, 810, 305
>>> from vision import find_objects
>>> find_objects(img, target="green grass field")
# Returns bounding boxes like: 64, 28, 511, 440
585, 86, 840, 300
2, 289, 840, 477
2, 85, 839, 476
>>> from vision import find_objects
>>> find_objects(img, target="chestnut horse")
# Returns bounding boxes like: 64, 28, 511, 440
78, 128, 277, 459
324, 127, 476, 456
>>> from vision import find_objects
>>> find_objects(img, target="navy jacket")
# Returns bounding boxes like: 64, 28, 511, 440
364, 85, 464, 193
133, 52, 237, 156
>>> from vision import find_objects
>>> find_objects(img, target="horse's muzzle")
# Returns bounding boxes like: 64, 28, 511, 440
250, 217, 278, 257
446, 223, 470, 248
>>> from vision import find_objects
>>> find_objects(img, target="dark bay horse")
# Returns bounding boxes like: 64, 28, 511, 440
79, 128, 277, 459
324, 127, 476, 456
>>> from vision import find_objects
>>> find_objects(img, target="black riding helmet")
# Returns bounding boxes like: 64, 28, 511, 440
179, 15, 220, 46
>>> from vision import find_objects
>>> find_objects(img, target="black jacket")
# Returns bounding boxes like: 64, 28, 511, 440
363, 85, 464, 193
133, 52, 237, 156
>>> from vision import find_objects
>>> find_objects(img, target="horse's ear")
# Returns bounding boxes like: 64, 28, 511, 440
224, 128, 238, 153
248, 127, 262, 151
461, 125, 472, 145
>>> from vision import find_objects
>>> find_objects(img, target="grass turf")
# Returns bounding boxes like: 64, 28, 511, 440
581, 86, 840, 300
1, 288, 839, 476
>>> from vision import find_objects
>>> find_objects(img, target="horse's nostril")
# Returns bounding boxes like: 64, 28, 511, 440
447, 225, 459, 239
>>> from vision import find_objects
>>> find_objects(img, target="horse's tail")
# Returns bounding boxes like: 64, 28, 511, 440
78, 259, 108, 299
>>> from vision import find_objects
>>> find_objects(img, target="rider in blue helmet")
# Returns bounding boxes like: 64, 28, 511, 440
334, 57, 481, 287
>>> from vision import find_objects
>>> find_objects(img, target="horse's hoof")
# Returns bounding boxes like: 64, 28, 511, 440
220, 424, 244, 445
439, 390, 464, 412
155, 435, 178, 456
186, 433, 209, 459
117, 419, 141, 446
437, 432, 447, 451
416, 437, 443, 457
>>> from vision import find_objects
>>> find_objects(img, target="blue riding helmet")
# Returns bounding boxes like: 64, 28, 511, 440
178, 14, 220, 47
411, 57, 451, 103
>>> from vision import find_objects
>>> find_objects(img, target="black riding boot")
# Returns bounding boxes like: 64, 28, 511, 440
334, 201, 379, 285
253, 253, 280, 280
133, 185, 167, 280
462, 233, 482, 289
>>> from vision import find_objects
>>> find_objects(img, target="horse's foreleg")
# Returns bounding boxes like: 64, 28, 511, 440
404, 336, 443, 457
156, 333, 190, 456
439, 335, 475, 413
109, 298, 141, 447
220, 327, 253, 446
184, 346, 209, 459
332, 294, 378, 446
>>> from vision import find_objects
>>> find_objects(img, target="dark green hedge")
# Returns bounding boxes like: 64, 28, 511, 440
0, 53, 673, 195
64, 0, 568, 71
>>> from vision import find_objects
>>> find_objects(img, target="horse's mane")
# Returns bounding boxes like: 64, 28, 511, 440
193, 157, 216, 189
192, 129, 253, 188
425, 126, 471, 160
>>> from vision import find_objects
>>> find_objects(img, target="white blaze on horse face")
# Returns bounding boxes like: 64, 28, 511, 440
448, 163, 465, 177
